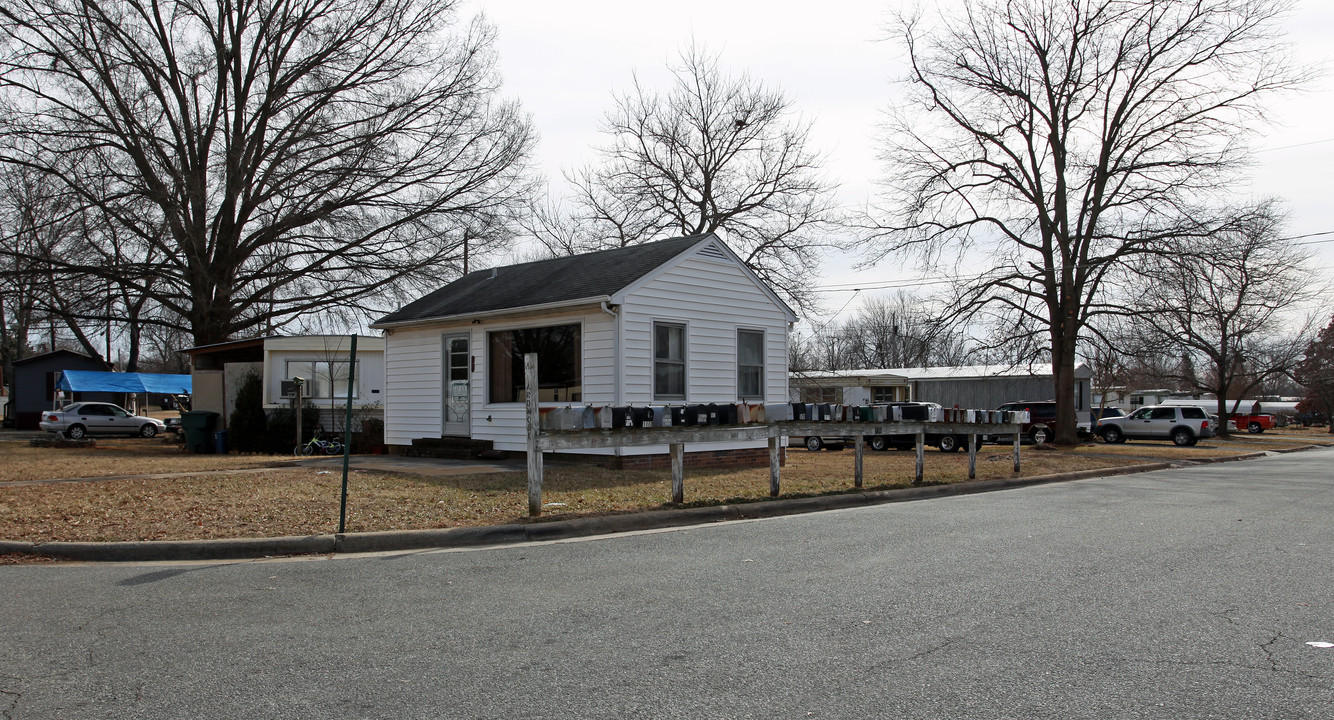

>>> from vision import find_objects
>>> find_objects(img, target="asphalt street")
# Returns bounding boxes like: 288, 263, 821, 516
2, 448, 1332, 719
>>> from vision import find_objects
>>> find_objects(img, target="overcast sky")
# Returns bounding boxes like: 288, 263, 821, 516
479, 0, 1334, 332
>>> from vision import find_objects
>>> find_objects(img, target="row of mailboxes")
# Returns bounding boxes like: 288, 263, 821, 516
538, 403, 1030, 431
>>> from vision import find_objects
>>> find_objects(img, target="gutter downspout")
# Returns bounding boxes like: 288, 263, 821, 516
600, 301, 620, 406
601, 301, 621, 459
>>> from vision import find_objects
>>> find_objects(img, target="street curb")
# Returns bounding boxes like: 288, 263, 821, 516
2, 535, 337, 562
2, 461, 1187, 562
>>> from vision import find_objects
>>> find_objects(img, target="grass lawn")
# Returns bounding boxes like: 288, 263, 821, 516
1, 430, 1329, 545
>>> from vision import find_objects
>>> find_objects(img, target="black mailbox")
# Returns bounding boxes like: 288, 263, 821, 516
611, 406, 634, 428
790, 402, 808, 421
816, 403, 831, 421
670, 406, 687, 426
631, 407, 654, 427
900, 404, 929, 421
717, 404, 738, 425
684, 405, 708, 425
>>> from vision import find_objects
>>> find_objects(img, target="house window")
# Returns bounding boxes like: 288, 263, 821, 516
654, 322, 687, 400
800, 387, 842, 403
285, 360, 358, 399
737, 329, 765, 399
488, 324, 582, 403
871, 387, 906, 403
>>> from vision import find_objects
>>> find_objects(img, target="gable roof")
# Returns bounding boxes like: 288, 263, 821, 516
374, 234, 721, 327
13, 349, 111, 368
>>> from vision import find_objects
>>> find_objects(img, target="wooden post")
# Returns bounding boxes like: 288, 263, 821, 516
854, 434, 864, 488
670, 442, 685, 503
914, 430, 925, 486
967, 433, 978, 480
768, 435, 781, 497
525, 353, 542, 516
1013, 431, 1021, 472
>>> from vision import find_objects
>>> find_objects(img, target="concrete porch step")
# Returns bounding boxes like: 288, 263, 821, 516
403, 436, 497, 460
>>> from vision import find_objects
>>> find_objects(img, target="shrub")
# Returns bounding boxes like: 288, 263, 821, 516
228, 371, 269, 453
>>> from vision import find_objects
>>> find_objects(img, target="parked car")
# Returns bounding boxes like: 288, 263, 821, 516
794, 434, 849, 451
867, 402, 982, 453
1229, 412, 1275, 434
993, 400, 1061, 444
39, 402, 167, 439
1078, 407, 1125, 437
1095, 405, 1215, 446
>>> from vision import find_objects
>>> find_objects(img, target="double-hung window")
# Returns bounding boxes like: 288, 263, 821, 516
654, 322, 687, 400
737, 329, 765, 399
285, 360, 358, 399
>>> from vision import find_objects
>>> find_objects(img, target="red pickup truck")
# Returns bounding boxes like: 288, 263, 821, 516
1230, 413, 1275, 433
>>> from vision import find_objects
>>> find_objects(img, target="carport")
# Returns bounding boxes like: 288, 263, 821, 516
56, 371, 193, 413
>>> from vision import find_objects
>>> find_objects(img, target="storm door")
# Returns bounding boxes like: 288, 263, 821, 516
442, 333, 471, 437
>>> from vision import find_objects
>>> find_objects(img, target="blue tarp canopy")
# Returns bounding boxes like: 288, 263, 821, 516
57, 370, 192, 395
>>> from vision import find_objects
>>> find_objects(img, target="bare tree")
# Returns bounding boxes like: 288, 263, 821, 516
0, 0, 534, 346
554, 44, 842, 314
1295, 315, 1334, 433
1119, 202, 1322, 435
0, 164, 111, 362
868, 0, 1304, 443
835, 293, 969, 369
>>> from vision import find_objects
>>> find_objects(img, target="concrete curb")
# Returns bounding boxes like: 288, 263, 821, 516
2, 460, 1192, 562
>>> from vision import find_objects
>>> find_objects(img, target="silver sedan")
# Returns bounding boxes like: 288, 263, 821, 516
39, 402, 167, 439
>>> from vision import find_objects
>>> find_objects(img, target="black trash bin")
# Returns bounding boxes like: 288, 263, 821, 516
180, 411, 220, 453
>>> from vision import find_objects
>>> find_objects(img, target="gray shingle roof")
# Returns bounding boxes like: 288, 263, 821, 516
373, 234, 713, 326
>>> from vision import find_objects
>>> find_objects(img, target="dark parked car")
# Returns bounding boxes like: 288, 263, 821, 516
39, 402, 167, 439
994, 400, 1059, 444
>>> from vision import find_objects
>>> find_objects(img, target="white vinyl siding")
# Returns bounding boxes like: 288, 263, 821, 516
620, 254, 788, 406
614, 251, 790, 455
382, 326, 448, 445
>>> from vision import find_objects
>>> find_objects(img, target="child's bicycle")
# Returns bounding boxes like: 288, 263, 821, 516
295, 432, 344, 456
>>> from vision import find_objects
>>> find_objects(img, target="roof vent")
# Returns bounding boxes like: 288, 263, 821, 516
697, 242, 727, 260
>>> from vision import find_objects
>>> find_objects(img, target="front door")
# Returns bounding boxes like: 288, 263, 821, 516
442, 333, 470, 437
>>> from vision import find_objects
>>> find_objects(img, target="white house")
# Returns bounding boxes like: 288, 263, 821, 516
370, 233, 797, 467
183, 335, 385, 433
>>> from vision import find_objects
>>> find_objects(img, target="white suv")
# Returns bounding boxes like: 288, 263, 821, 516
1096, 405, 1216, 446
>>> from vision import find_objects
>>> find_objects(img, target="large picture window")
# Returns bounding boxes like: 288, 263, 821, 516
488, 324, 582, 403
654, 322, 687, 399
285, 360, 358, 399
737, 329, 765, 399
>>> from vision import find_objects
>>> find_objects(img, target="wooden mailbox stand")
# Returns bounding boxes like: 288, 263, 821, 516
522, 354, 1023, 516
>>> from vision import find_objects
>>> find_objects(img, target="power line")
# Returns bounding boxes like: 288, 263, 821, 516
1256, 137, 1334, 153
815, 229, 1334, 294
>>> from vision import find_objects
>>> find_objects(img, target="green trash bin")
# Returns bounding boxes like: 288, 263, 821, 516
180, 411, 220, 453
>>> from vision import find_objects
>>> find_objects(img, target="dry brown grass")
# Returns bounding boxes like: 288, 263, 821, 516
0, 433, 1325, 544
0, 437, 294, 483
